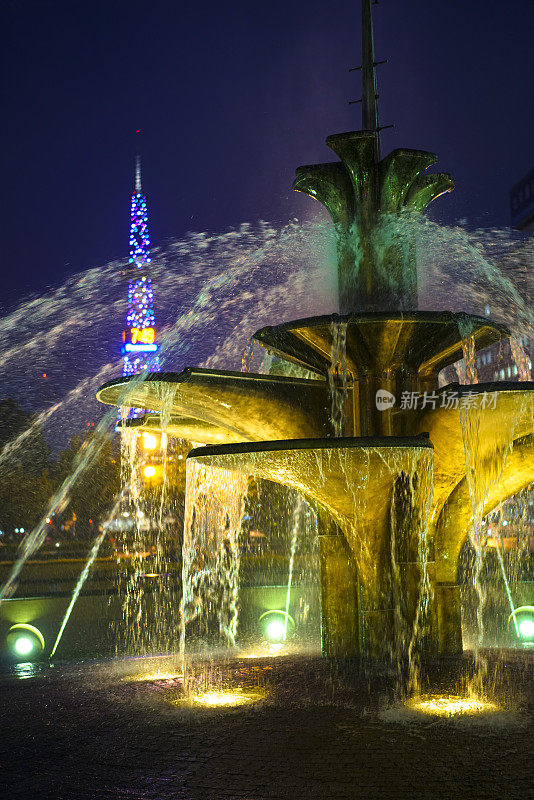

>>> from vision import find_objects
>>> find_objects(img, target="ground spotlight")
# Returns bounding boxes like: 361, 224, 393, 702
404, 694, 500, 718
259, 610, 295, 643
509, 606, 534, 645
175, 689, 265, 708
6, 624, 45, 660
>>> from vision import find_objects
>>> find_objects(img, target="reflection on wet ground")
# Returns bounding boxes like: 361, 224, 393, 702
1, 652, 532, 799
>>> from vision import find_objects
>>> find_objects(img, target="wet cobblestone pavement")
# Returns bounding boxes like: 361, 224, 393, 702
0, 652, 532, 800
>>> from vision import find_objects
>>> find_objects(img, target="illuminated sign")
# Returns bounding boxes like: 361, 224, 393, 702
131, 327, 155, 344
122, 343, 158, 353
121, 327, 158, 354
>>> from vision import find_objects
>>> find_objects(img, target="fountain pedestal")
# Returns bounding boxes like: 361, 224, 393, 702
318, 526, 359, 658
436, 584, 463, 654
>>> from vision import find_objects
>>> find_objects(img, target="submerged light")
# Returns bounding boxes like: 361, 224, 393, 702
406, 694, 500, 717
187, 689, 264, 707
266, 620, 285, 641
6, 624, 45, 660
14, 637, 34, 656
259, 610, 295, 643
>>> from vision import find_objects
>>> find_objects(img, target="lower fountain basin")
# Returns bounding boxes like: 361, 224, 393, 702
187, 434, 434, 659
418, 381, 534, 515
187, 434, 433, 535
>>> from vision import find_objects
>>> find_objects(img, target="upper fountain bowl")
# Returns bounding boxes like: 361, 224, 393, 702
254, 311, 509, 389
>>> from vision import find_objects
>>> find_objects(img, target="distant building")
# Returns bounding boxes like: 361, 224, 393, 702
510, 167, 534, 233
470, 168, 534, 382
473, 332, 531, 383
440, 167, 534, 387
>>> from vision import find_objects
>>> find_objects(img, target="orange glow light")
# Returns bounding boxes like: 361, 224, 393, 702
141, 432, 159, 451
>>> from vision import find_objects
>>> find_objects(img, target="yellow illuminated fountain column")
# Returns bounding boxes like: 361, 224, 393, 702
317, 515, 360, 658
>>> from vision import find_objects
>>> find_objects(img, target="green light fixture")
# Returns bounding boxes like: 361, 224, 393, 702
6, 623, 45, 660
259, 610, 295, 642
509, 606, 534, 645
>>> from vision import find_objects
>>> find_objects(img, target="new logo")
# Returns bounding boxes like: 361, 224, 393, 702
375, 389, 396, 411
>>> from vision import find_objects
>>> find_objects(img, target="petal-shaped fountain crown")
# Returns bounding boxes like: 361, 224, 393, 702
294, 131, 454, 313
292, 0, 454, 314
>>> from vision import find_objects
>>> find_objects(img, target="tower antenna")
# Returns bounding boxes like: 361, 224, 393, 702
135, 154, 142, 193
135, 130, 142, 193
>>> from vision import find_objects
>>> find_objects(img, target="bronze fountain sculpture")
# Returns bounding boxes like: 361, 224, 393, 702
97, 0, 534, 662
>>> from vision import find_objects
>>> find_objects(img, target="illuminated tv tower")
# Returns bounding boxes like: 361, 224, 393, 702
121, 144, 160, 417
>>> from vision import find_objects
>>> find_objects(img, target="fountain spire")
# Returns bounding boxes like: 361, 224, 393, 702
294, 0, 454, 313
361, 0, 380, 160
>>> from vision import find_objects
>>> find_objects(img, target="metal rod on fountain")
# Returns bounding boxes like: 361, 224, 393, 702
361, 0, 381, 161
349, 3, 389, 156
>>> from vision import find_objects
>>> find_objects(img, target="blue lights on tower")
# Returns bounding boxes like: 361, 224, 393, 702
121, 151, 160, 416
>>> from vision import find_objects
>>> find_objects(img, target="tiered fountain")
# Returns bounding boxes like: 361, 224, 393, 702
97, 0, 534, 663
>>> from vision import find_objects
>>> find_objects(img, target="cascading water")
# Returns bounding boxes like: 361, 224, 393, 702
0, 216, 532, 676
180, 460, 248, 661
184, 440, 434, 673
510, 336, 532, 381
458, 392, 528, 689
115, 426, 145, 653
284, 496, 304, 639
458, 316, 479, 385
114, 387, 185, 655
389, 459, 434, 695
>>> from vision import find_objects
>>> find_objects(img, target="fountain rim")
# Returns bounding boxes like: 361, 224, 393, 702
253, 310, 510, 341
439, 380, 534, 395
187, 433, 433, 460
96, 366, 326, 405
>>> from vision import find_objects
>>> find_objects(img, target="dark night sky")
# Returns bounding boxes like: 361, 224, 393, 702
2, 0, 533, 307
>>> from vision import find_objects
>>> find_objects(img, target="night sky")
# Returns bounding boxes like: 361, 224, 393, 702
2, 0, 534, 307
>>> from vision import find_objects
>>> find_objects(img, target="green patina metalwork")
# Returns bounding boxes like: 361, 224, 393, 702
294, 130, 454, 313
